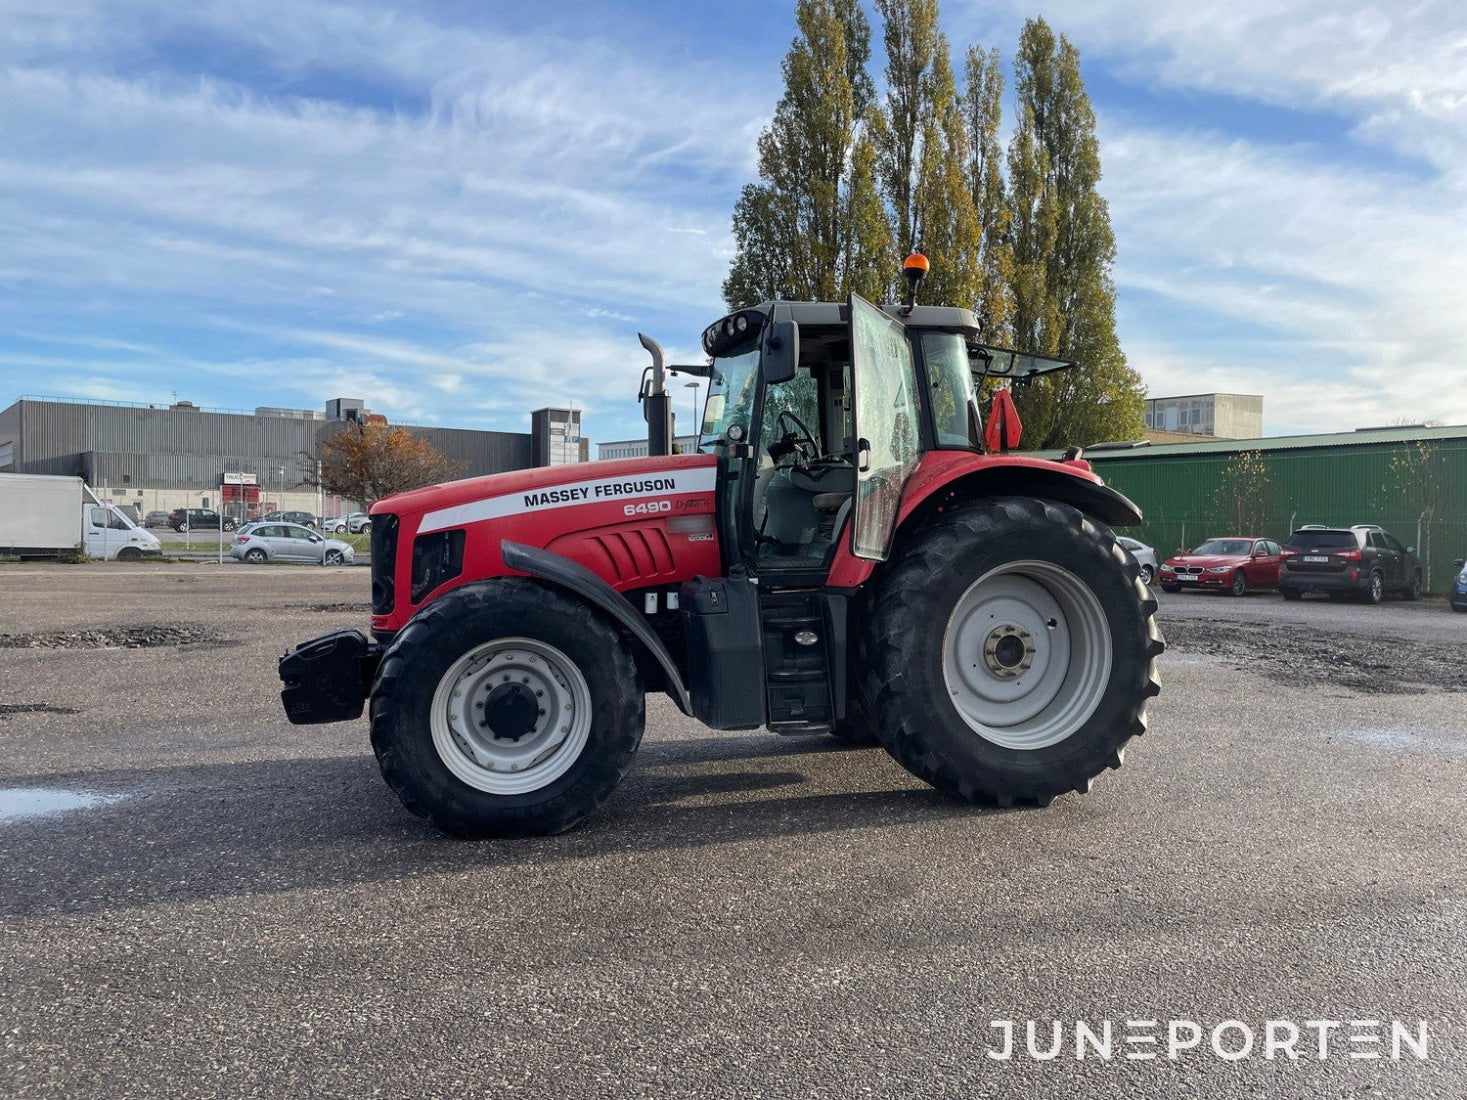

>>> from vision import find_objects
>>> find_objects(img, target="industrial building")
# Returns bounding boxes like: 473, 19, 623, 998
0, 395, 582, 521
1143, 393, 1263, 439
1089, 424, 1467, 593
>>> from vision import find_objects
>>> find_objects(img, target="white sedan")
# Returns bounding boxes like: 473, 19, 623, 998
230, 522, 356, 565
1117, 535, 1158, 585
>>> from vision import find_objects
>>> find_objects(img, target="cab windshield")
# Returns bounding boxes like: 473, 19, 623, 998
699, 338, 760, 450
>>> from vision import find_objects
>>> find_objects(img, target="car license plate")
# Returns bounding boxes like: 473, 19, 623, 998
1303, 555, 1328, 563
1177, 574, 1197, 581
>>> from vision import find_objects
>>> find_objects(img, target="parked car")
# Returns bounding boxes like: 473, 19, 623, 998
1117, 536, 1157, 585
142, 510, 172, 528
168, 508, 237, 532
1278, 524, 1421, 603
1159, 536, 1281, 596
331, 512, 371, 534
1450, 557, 1467, 612
229, 522, 355, 565
258, 510, 319, 528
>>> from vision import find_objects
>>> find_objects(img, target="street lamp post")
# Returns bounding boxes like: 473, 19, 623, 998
684, 381, 701, 452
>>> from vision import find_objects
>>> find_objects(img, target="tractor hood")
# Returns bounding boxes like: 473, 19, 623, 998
369, 453, 723, 632
374, 453, 717, 525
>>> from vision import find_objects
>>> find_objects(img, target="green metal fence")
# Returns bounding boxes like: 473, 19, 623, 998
1087, 429, 1467, 594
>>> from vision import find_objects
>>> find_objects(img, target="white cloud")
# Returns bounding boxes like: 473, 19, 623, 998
4, 0, 1467, 444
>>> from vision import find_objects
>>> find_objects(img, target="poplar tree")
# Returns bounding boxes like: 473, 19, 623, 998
724, 0, 891, 308
1004, 18, 1144, 449
963, 44, 1012, 342
868, 0, 980, 308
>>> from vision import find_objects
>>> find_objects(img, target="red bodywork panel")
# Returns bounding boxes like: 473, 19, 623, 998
825, 450, 1113, 587
371, 454, 721, 633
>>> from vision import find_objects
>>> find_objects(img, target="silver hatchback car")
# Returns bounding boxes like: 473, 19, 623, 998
230, 522, 355, 565
1117, 535, 1158, 585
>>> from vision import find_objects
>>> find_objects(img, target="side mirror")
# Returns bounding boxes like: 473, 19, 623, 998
760, 319, 799, 384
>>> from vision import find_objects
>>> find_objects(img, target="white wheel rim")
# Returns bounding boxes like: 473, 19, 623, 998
430, 637, 592, 795
941, 561, 1112, 750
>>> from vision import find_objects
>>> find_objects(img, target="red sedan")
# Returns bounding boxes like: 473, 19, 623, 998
1158, 537, 1282, 596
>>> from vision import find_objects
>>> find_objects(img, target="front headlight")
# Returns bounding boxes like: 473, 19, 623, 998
1205, 566, 1233, 574
1457, 567, 1467, 584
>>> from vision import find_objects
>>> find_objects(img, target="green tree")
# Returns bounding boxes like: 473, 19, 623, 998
1004, 18, 1144, 449
963, 44, 1012, 342
318, 422, 464, 506
724, 0, 891, 308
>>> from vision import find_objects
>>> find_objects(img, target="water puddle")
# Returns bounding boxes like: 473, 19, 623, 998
0, 787, 125, 823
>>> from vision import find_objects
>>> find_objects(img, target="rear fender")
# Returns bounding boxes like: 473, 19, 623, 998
827, 454, 1144, 588
501, 540, 692, 716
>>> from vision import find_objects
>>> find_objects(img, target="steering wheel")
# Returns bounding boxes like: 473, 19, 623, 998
776, 409, 819, 464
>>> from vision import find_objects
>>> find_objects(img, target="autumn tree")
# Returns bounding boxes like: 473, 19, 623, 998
1213, 450, 1277, 536
1005, 18, 1144, 449
963, 43, 1012, 342
1389, 439, 1449, 584
869, 0, 981, 309
318, 422, 463, 506
724, 0, 892, 307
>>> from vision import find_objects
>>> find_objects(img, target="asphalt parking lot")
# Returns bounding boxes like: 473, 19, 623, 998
2, 564, 1463, 1098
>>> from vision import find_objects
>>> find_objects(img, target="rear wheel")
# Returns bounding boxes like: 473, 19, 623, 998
245, 548, 267, 563
1362, 571, 1384, 604
1139, 564, 1155, 585
861, 498, 1163, 806
1405, 569, 1422, 600
370, 580, 644, 837
828, 694, 880, 746
1229, 570, 1248, 597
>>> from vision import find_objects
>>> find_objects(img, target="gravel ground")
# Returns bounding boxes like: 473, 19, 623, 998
1, 565, 1463, 1099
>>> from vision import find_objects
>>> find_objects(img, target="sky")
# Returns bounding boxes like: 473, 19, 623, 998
3, 0, 1465, 447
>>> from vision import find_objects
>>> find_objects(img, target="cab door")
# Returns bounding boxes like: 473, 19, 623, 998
848, 293, 922, 562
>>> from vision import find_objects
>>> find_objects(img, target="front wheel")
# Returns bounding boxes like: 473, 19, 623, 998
116, 546, 142, 561
370, 580, 644, 837
1229, 571, 1248, 597
861, 498, 1164, 806
323, 549, 344, 566
1405, 570, 1422, 601
1140, 564, 1154, 585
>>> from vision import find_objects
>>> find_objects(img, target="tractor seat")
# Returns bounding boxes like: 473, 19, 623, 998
812, 491, 850, 512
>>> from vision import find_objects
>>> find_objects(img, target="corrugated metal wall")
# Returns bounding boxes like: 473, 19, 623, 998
1, 399, 535, 498
1092, 436, 1467, 593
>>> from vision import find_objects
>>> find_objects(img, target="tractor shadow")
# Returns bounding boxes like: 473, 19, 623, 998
1, 735, 996, 920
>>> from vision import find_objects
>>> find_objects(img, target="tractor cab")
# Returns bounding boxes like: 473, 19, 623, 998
696, 292, 1074, 581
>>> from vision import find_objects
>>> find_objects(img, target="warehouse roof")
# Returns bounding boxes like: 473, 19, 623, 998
1081, 423, 1467, 461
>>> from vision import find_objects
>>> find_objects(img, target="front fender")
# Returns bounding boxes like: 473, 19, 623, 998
501, 540, 692, 716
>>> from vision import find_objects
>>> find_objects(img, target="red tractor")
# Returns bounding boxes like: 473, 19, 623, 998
280, 262, 1163, 837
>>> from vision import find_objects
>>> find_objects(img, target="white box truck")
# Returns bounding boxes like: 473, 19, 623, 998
0, 473, 163, 561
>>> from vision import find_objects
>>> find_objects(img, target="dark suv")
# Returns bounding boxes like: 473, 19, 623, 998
1278, 524, 1422, 603
168, 508, 238, 533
